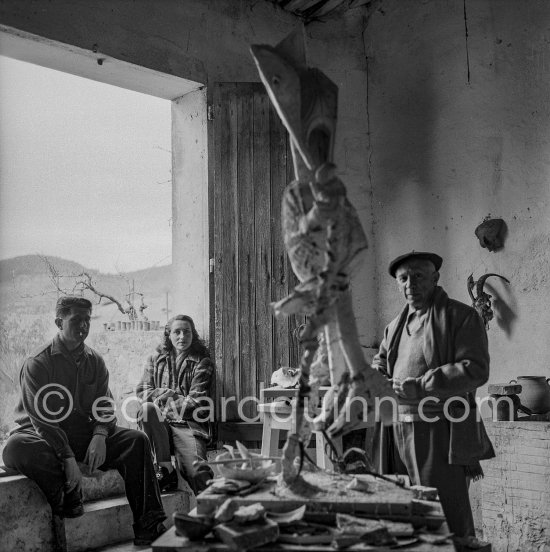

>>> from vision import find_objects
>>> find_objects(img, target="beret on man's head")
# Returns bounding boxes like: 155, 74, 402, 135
389, 251, 443, 278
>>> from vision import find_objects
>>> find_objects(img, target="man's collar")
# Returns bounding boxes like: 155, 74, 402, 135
407, 304, 428, 317
51, 334, 90, 357
407, 288, 438, 315
407, 304, 420, 315
51, 334, 66, 356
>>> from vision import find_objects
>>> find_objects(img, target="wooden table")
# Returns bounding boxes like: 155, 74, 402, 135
196, 472, 413, 518
152, 471, 488, 551
152, 525, 457, 552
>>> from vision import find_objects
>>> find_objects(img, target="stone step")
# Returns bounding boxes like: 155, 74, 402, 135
0, 474, 57, 552
65, 491, 194, 552
80, 468, 126, 502
89, 540, 150, 552
0, 470, 195, 552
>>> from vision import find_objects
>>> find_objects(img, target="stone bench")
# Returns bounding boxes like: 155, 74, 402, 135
0, 464, 194, 552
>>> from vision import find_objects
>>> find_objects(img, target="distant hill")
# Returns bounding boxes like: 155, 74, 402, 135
0, 255, 89, 282
0, 255, 173, 323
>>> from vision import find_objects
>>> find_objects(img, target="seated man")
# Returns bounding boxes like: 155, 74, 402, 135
2, 296, 166, 545
372, 252, 495, 540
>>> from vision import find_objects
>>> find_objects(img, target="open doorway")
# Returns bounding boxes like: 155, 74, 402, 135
0, 30, 207, 443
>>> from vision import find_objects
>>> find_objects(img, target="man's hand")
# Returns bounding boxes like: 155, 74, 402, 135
63, 457, 83, 493
154, 388, 176, 405
393, 377, 421, 400
84, 434, 107, 472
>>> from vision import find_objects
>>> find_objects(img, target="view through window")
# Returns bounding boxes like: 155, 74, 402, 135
0, 56, 172, 442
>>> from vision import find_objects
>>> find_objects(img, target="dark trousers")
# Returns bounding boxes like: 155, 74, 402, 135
138, 402, 212, 495
2, 426, 165, 532
393, 419, 475, 538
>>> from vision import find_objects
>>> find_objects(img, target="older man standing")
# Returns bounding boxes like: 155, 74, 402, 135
372, 251, 495, 539
2, 296, 166, 545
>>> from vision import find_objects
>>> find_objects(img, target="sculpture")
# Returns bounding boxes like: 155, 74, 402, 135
251, 30, 394, 485
467, 273, 510, 329
474, 218, 506, 252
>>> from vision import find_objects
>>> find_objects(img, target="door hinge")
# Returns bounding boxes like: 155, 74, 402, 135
207, 105, 214, 121
209, 258, 215, 273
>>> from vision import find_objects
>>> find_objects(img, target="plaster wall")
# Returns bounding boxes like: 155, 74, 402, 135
366, 0, 550, 397
0, 1, 374, 346
171, 89, 209, 334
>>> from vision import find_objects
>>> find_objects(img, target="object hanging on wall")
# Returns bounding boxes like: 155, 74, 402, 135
474, 217, 506, 252
467, 272, 510, 329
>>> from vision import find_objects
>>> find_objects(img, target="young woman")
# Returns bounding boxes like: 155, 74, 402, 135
136, 315, 214, 495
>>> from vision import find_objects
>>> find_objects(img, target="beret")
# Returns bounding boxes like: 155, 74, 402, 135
389, 251, 442, 278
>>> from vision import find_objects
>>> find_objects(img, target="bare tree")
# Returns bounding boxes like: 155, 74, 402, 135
37, 255, 147, 321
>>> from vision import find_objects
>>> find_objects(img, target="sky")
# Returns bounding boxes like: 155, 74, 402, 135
0, 55, 172, 274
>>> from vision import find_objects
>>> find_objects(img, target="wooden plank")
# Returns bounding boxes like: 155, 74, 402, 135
253, 88, 273, 397
270, 105, 290, 370
215, 518, 279, 550
212, 83, 225, 421
237, 85, 256, 420
152, 525, 215, 552
154, 524, 457, 552
213, 83, 302, 421
197, 472, 413, 518
222, 84, 239, 420
208, 85, 217, 428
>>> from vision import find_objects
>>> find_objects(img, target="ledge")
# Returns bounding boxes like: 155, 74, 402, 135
485, 419, 550, 429
0, 466, 194, 552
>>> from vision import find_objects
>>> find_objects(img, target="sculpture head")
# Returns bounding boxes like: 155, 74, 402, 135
467, 272, 510, 330
251, 30, 338, 179
474, 218, 506, 252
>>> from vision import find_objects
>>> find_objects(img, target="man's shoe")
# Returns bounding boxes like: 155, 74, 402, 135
134, 522, 167, 545
63, 488, 84, 518
52, 488, 84, 518
63, 502, 84, 518
157, 466, 178, 493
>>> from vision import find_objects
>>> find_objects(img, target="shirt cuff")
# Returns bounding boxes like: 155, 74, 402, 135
92, 425, 110, 438
58, 444, 75, 459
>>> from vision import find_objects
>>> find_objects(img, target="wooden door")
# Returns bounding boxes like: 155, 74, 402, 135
210, 83, 302, 421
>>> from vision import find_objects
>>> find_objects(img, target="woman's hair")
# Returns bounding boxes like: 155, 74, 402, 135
161, 314, 210, 358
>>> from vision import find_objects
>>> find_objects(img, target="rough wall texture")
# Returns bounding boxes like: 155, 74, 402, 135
0, 0, 296, 85
171, 90, 209, 333
307, 11, 378, 345
365, 0, 550, 397
482, 421, 550, 551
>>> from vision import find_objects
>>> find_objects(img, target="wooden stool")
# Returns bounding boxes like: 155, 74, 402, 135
258, 387, 366, 470
258, 400, 295, 458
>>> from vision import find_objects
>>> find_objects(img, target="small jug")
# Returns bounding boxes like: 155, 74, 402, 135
510, 376, 550, 414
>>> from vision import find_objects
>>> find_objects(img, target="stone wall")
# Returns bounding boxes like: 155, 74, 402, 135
482, 421, 550, 551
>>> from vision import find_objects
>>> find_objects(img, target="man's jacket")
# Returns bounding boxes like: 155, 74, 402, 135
372, 286, 495, 469
12, 335, 116, 459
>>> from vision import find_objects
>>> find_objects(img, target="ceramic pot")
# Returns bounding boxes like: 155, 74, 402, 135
510, 376, 550, 414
